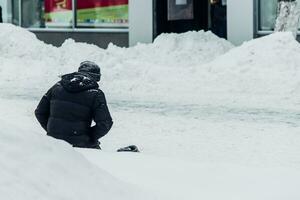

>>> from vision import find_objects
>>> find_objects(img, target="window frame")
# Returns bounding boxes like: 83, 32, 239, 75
256, 0, 276, 35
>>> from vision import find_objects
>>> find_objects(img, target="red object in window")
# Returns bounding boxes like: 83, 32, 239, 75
77, 0, 128, 9
45, 0, 72, 13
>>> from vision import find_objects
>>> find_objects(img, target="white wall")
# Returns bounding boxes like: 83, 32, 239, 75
129, 0, 153, 46
227, 0, 254, 45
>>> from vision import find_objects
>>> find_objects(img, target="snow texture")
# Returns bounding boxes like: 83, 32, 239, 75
0, 23, 300, 200
0, 102, 150, 200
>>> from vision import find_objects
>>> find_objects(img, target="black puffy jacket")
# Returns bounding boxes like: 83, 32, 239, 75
35, 72, 113, 148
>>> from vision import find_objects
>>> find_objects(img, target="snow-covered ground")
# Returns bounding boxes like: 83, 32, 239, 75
0, 23, 300, 199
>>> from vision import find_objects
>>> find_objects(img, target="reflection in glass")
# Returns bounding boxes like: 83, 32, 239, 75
13, 0, 129, 29
18, 0, 73, 28
76, 0, 128, 28
259, 0, 277, 31
22, 0, 45, 28
12, 0, 20, 25
44, 0, 72, 28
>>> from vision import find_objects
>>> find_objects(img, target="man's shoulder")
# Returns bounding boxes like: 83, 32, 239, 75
47, 81, 63, 93
50, 81, 62, 89
87, 88, 104, 95
89, 88, 107, 104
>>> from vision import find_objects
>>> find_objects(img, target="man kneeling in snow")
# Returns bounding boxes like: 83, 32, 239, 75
35, 61, 113, 149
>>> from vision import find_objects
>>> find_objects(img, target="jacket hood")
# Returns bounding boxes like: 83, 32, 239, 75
61, 72, 99, 93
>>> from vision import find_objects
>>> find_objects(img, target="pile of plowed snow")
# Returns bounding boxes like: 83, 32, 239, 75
0, 23, 233, 100
0, 106, 148, 200
181, 32, 300, 108
0, 23, 299, 107
0, 24, 55, 59
1, 22, 300, 200
206, 32, 300, 97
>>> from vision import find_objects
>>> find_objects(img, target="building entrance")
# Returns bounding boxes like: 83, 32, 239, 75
210, 0, 227, 39
153, 0, 227, 39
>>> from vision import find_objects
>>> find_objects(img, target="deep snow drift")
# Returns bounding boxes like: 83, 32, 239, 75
205, 32, 300, 108
0, 101, 149, 200
0, 24, 299, 109
1, 23, 300, 200
0, 23, 234, 101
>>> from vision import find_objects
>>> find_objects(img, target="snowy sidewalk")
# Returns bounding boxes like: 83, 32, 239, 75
1, 24, 300, 199
78, 149, 300, 200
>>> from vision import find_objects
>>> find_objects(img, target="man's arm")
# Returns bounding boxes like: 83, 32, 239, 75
35, 89, 52, 131
91, 91, 113, 140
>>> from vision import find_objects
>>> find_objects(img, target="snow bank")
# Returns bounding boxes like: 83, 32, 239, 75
81, 151, 300, 200
0, 23, 233, 100
102, 31, 234, 100
57, 30, 234, 101
1, 23, 300, 200
0, 23, 299, 105
0, 108, 147, 200
207, 32, 300, 97
105, 31, 233, 66
0, 24, 56, 60
1, 24, 300, 109
62, 31, 300, 108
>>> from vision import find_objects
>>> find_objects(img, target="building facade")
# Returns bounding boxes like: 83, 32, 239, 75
0, 0, 291, 47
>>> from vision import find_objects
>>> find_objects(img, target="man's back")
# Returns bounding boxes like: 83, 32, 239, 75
35, 71, 113, 148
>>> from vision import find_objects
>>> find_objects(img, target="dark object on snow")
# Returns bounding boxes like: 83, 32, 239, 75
35, 61, 113, 149
117, 145, 140, 152
211, 1, 227, 39
0, 6, 3, 23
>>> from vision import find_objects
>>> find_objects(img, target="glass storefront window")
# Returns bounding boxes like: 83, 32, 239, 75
12, 0, 20, 25
76, 0, 128, 28
11, 0, 128, 29
259, 0, 277, 31
44, 0, 72, 28
22, 0, 45, 28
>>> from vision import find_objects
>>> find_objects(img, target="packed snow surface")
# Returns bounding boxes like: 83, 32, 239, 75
0, 112, 146, 200
0, 23, 300, 200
